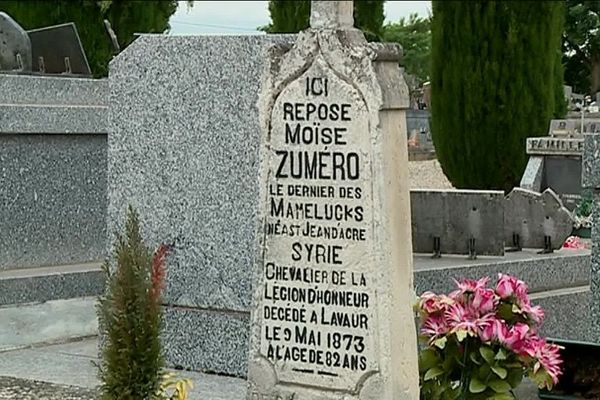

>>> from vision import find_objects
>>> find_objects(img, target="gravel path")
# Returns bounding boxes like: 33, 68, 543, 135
409, 159, 454, 190
0, 376, 97, 400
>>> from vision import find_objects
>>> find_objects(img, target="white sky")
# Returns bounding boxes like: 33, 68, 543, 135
169, 1, 431, 35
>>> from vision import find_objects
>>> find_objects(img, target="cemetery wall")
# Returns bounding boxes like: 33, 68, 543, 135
0, 74, 108, 270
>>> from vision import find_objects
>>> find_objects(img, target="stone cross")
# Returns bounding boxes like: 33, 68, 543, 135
247, 0, 420, 398
309, 0, 354, 29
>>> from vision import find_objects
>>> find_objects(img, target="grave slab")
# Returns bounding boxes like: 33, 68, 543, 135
411, 189, 505, 256
504, 188, 573, 250
0, 134, 107, 270
520, 156, 544, 192
247, 1, 419, 399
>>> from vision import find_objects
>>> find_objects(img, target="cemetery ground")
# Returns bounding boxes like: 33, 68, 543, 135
0, 345, 533, 400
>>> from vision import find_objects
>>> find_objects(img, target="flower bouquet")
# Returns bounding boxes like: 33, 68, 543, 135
417, 274, 563, 400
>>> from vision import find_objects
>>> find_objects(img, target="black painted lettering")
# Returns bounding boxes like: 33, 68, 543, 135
275, 151, 288, 178
291, 242, 302, 261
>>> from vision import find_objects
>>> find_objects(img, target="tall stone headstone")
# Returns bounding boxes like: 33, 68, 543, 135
247, 1, 419, 399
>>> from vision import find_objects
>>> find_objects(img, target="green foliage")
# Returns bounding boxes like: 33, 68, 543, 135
0, 0, 179, 77
97, 207, 164, 400
563, 0, 600, 94
430, 1, 565, 191
261, 0, 310, 33
261, 0, 386, 41
420, 333, 542, 399
383, 13, 431, 85
353, 0, 385, 42
576, 189, 594, 218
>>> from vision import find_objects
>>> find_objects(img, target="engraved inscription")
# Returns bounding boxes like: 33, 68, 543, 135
257, 61, 379, 392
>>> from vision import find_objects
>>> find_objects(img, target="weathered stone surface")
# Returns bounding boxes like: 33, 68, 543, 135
583, 133, 600, 189
585, 120, 600, 134
0, 263, 103, 306
309, 0, 353, 29
0, 12, 31, 71
0, 104, 107, 134
162, 307, 249, 377
411, 189, 505, 256
108, 34, 294, 375
591, 196, 600, 341
583, 132, 600, 340
0, 74, 107, 106
520, 156, 544, 192
0, 134, 107, 270
526, 137, 584, 156
504, 188, 573, 250
548, 119, 577, 137
543, 157, 582, 211
247, 2, 419, 399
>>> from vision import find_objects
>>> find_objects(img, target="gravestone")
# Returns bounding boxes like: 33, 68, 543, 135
521, 119, 588, 210
548, 119, 577, 137
27, 23, 91, 75
504, 188, 573, 251
411, 189, 505, 257
584, 120, 600, 134
247, 1, 419, 399
0, 12, 31, 71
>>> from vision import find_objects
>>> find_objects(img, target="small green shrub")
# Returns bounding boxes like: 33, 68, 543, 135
97, 206, 170, 400
575, 189, 594, 218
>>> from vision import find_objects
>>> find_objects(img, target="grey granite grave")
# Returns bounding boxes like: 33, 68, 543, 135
520, 156, 544, 192
583, 132, 600, 340
0, 12, 31, 71
504, 188, 573, 250
27, 22, 91, 76
411, 189, 505, 256
0, 74, 107, 270
108, 34, 293, 377
520, 120, 588, 211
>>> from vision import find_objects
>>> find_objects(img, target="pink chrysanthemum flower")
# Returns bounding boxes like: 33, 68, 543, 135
421, 315, 449, 341
538, 342, 564, 385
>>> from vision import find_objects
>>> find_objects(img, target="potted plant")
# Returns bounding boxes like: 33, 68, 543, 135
417, 274, 563, 399
539, 339, 600, 399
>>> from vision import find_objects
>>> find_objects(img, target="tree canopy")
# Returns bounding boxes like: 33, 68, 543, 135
383, 13, 431, 85
0, 0, 179, 77
563, 0, 600, 94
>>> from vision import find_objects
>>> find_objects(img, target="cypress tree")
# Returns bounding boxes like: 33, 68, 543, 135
263, 0, 385, 41
431, 1, 565, 191
97, 207, 169, 400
